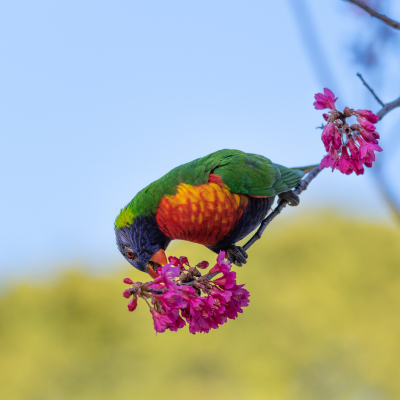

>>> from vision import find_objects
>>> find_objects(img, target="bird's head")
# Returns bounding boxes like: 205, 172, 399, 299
114, 208, 170, 278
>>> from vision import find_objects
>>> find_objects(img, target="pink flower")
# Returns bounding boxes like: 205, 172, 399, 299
122, 253, 251, 334
372, 131, 380, 139
359, 129, 379, 144
313, 88, 338, 110
188, 316, 211, 334
357, 109, 379, 124
152, 264, 181, 290
356, 136, 382, 158
167, 256, 190, 269
359, 141, 382, 159
357, 116, 376, 133
209, 262, 230, 275
347, 140, 359, 157
319, 146, 339, 170
206, 295, 228, 316
314, 90, 382, 176
180, 285, 196, 295
337, 146, 354, 175
352, 161, 365, 176
225, 284, 250, 319
157, 290, 187, 311
123, 278, 133, 285
150, 309, 173, 333
233, 285, 250, 307
212, 271, 237, 289
183, 294, 204, 318
166, 309, 186, 331
210, 287, 232, 303
127, 296, 138, 312
321, 122, 335, 151
209, 251, 231, 274
333, 128, 342, 150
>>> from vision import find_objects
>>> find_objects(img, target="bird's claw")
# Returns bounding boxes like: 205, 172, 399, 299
278, 190, 300, 206
226, 245, 248, 267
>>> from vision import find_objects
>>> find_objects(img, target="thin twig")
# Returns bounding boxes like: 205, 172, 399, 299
132, 271, 221, 295
357, 73, 385, 106
355, 73, 400, 121
344, 0, 400, 30
243, 166, 322, 251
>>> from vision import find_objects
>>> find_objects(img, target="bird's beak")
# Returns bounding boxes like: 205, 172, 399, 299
146, 265, 158, 279
151, 249, 168, 266
146, 249, 168, 279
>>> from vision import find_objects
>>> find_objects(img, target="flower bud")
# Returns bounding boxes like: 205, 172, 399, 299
123, 289, 132, 298
168, 256, 180, 266
196, 261, 209, 269
343, 107, 352, 118
127, 296, 138, 312
123, 278, 134, 285
179, 256, 189, 266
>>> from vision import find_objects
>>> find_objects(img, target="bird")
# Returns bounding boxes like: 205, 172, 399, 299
115, 149, 315, 277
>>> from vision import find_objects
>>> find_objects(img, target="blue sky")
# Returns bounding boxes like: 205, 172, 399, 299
1, 0, 399, 280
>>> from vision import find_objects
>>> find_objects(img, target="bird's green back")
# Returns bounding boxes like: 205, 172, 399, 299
115, 149, 308, 229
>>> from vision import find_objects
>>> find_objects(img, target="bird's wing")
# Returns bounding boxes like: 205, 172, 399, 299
210, 151, 305, 197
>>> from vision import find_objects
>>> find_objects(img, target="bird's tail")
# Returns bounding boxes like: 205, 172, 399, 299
292, 164, 319, 174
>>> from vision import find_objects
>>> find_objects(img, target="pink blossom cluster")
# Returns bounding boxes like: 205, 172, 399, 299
123, 252, 250, 334
314, 88, 382, 175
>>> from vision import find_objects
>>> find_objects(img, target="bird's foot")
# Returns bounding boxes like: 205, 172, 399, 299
278, 190, 300, 206
226, 245, 248, 267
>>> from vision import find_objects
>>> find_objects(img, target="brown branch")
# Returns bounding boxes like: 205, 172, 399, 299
345, 0, 400, 30
129, 271, 221, 295
377, 96, 400, 120
243, 166, 322, 251
357, 73, 384, 106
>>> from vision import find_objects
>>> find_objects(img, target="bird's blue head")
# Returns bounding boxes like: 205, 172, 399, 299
114, 214, 171, 278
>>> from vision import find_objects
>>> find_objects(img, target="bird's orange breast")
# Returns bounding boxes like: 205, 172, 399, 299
155, 182, 248, 246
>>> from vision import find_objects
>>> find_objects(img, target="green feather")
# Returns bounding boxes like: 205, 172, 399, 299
115, 149, 316, 228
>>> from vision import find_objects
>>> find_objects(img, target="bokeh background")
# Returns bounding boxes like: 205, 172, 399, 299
1, 0, 400, 399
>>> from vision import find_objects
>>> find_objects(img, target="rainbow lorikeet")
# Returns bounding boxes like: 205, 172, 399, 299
115, 149, 314, 277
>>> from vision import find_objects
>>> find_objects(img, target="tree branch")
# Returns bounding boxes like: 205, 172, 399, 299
243, 166, 322, 252
357, 72, 384, 106
377, 96, 400, 120
344, 0, 400, 30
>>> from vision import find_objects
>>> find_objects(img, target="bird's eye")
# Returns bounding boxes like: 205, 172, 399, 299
126, 251, 135, 258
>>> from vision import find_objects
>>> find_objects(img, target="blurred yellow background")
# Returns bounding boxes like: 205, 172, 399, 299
1, 213, 399, 400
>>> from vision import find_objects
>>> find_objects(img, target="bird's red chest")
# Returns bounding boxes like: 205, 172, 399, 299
155, 182, 248, 246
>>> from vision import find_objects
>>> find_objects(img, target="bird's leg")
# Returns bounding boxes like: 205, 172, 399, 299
226, 245, 248, 267
278, 190, 300, 206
